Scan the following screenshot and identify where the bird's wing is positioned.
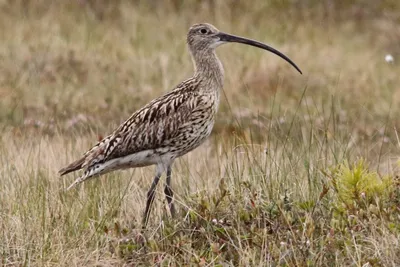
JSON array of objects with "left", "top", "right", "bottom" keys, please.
[
  {"left": 106, "top": 86, "right": 197, "bottom": 160},
  {"left": 59, "top": 79, "right": 199, "bottom": 184}
]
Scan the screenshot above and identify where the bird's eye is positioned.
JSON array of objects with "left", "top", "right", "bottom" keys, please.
[{"left": 200, "top": 28, "right": 208, "bottom": 34}]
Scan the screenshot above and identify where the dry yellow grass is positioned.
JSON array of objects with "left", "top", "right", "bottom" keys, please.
[{"left": 1, "top": 0, "right": 400, "bottom": 266}]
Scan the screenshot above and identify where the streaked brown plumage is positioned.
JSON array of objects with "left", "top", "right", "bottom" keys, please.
[{"left": 60, "top": 23, "right": 302, "bottom": 226}]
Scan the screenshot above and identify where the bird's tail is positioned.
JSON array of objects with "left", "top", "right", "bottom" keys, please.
[
  {"left": 59, "top": 157, "right": 86, "bottom": 176},
  {"left": 65, "top": 162, "right": 108, "bottom": 190}
]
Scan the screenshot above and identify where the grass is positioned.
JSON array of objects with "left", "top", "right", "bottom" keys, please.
[{"left": 1, "top": 0, "right": 400, "bottom": 265}]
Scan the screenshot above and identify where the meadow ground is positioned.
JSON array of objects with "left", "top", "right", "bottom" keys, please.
[{"left": 1, "top": 0, "right": 400, "bottom": 266}]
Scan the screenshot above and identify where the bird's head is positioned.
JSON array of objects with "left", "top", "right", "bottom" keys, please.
[{"left": 187, "top": 23, "right": 302, "bottom": 74}]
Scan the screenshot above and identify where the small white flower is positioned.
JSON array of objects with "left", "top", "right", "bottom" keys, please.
[
  {"left": 385, "top": 54, "right": 394, "bottom": 63},
  {"left": 212, "top": 218, "right": 218, "bottom": 224}
]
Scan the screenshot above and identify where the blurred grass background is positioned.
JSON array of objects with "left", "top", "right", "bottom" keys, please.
[{"left": 0, "top": 0, "right": 400, "bottom": 266}]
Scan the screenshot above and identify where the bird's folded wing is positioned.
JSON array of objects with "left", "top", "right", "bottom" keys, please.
[{"left": 85, "top": 88, "right": 197, "bottom": 167}]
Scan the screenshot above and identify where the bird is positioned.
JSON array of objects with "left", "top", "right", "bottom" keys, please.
[{"left": 59, "top": 23, "right": 302, "bottom": 226}]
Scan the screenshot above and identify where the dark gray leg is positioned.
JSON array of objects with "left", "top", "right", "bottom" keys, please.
[
  {"left": 142, "top": 172, "right": 162, "bottom": 227},
  {"left": 164, "top": 166, "right": 175, "bottom": 217}
]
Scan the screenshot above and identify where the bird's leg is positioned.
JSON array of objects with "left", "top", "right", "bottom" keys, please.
[
  {"left": 142, "top": 171, "right": 162, "bottom": 227},
  {"left": 164, "top": 166, "right": 175, "bottom": 217}
]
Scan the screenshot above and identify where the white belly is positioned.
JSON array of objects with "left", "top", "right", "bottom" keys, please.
[{"left": 99, "top": 148, "right": 170, "bottom": 171}]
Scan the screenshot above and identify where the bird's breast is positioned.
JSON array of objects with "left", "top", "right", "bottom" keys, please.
[{"left": 169, "top": 94, "right": 219, "bottom": 157}]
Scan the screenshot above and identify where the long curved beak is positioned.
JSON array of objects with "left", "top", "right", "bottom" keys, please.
[{"left": 217, "top": 32, "right": 302, "bottom": 74}]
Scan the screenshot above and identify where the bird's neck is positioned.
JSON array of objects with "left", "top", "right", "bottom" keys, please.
[{"left": 192, "top": 50, "right": 224, "bottom": 91}]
